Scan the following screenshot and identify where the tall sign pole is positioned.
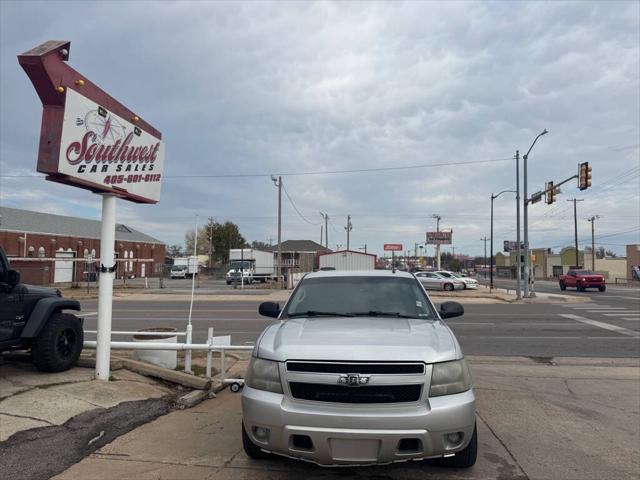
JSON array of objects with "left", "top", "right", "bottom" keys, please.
[{"left": 18, "top": 41, "right": 165, "bottom": 381}]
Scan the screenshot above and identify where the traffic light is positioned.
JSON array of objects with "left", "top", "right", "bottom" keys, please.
[
  {"left": 545, "top": 181, "right": 556, "bottom": 204},
  {"left": 578, "top": 162, "right": 592, "bottom": 190}
]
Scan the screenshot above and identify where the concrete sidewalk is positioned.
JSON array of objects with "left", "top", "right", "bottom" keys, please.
[{"left": 54, "top": 357, "right": 640, "bottom": 480}]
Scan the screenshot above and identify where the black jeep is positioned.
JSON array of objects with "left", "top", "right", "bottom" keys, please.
[{"left": 0, "top": 246, "right": 84, "bottom": 372}]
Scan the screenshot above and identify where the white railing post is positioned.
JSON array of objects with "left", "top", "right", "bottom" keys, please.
[
  {"left": 220, "top": 348, "right": 226, "bottom": 382},
  {"left": 205, "top": 327, "right": 213, "bottom": 379},
  {"left": 184, "top": 323, "right": 193, "bottom": 373}
]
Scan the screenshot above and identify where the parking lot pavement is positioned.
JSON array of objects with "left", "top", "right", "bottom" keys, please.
[{"left": 54, "top": 357, "right": 640, "bottom": 480}]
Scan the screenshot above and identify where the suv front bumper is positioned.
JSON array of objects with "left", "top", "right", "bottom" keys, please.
[{"left": 242, "top": 386, "right": 476, "bottom": 466}]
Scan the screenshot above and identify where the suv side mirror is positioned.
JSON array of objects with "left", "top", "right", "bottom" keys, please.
[
  {"left": 439, "top": 301, "right": 464, "bottom": 319},
  {"left": 7, "top": 270, "right": 20, "bottom": 287},
  {"left": 259, "top": 301, "right": 280, "bottom": 318}
]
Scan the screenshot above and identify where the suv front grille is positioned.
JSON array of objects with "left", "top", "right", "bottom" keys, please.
[
  {"left": 286, "top": 362, "right": 425, "bottom": 375},
  {"left": 289, "top": 382, "right": 422, "bottom": 403}
]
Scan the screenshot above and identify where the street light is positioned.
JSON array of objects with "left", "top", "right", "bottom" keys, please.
[
  {"left": 490, "top": 190, "right": 516, "bottom": 291},
  {"left": 523, "top": 129, "right": 548, "bottom": 298}
]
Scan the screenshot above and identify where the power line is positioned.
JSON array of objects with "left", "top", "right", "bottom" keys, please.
[
  {"left": 0, "top": 157, "right": 512, "bottom": 179},
  {"left": 281, "top": 183, "right": 321, "bottom": 226}
]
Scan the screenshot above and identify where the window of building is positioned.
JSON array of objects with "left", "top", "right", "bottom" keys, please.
[
  {"left": 28, "top": 246, "right": 35, "bottom": 257},
  {"left": 38, "top": 247, "right": 46, "bottom": 258}
]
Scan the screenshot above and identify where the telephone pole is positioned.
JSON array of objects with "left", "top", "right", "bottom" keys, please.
[
  {"left": 480, "top": 236, "right": 488, "bottom": 278},
  {"left": 320, "top": 212, "right": 329, "bottom": 248},
  {"left": 568, "top": 198, "right": 584, "bottom": 267},
  {"left": 587, "top": 215, "right": 600, "bottom": 271},
  {"left": 345, "top": 215, "right": 352, "bottom": 250},
  {"left": 515, "top": 150, "right": 522, "bottom": 300},
  {"left": 272, "top": 176, "right": 283, "bottom": 287},
  {"left": 432, "top": 214, "right": 442, "bottom": 270}
]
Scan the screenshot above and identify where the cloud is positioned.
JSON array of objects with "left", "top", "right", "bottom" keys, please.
[{"left": 0, "top": 0, "right": 638, "bottom": 256}]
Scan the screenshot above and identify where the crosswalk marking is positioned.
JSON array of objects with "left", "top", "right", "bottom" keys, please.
[{"left": 559, "top": 314, "right": 640, "bottom": 338}]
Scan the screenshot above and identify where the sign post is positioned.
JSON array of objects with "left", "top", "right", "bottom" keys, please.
[
  {"left": 18, "top": 41, "right": 165, "bottom": 381},
  {"left": 384, "top": 244, "right": 403, "bottom": 273}
]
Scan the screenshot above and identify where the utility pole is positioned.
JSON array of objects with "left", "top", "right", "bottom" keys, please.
[
  {"left": 345, "top": 215, "right": 352, "bottom": 250},
  {"left": 209, "top": 223, "right": 214, "bottom": 269},
  {"left": 587, "top": 216, "right": 600, "bottom": 271},
  {"left": 515, "top": 150, "right": 522, "bottom": 300},
  {"left": 480, "top": 237, "right": 488, "bottom": 278},
  {"left": 320, "top": 212, "right": 329, "bottom": 248},
  {"left": 490, "top": 190, "right": 516, "bottom": 291},
  {"left": 568, "top": 198, "right": 584, "bottom": 267},
  {"left": 272, "top": 176, "right": 283, "bottom": 288},
  {"left": 320, "top": 225, "right": 323, "bottom": 246},
  {"left": 432, "top": 214, "right": 442, "bottom": 270}
]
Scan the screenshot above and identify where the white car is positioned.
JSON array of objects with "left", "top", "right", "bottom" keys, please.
[
  {"left": 170, "top": 265, "right": 187, "bottom": 279},
  {"left": 436, "top": 271, "right": 478, "bottom": 290},
  {"left": 415, "top": 271, "right": 465, "bottom": 291}
]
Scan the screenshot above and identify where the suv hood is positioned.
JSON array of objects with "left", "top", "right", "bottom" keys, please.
[{"left": 257, "top": 317, "right": 460, "bottom": 363}]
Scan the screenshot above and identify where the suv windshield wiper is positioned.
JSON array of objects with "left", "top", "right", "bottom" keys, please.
[
  {"left": 287, "top": 310, "right": 354, "bottom": 318},
  {"left": 350, "top": 311, "right": 415, "bottom": 319}
]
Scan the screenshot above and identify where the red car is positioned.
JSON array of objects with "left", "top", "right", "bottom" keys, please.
[{"left": 559, "top": 270, "right": 606, "bottom": 292}]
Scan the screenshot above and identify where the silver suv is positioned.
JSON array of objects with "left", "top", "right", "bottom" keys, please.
[{"left": 241, "top": 270, "right": 476, "bottom": 467}]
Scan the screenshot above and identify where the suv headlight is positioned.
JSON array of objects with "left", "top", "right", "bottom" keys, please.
[
  {"left": 245, "top": 357, "right": 283, "bottom": 394},
  {"left": 429, "top": 359, "right": 472, "bottom": 397}
]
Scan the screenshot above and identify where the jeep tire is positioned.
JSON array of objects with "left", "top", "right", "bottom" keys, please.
[{"left": 32, "top": 313, "right": 84, "bottom": 373}]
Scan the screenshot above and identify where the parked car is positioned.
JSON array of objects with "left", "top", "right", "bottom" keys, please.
[
  {"left": 242, "top": 270, "right": 477, "bottom": 467},
  {"left": 0, "top": 247, "right": 83, "bottom": 372},
  {"left": 436, "top": 271, "right": 478, "bottom": 289},
  {"left": 415, "top": 271, "right": 465, "bottom": 291},
  {"left": 170, "top": 265, "right": 188, "bottom": 279},
  {"left": 559, "top": 270, "right": 606, "bottom": 292}
]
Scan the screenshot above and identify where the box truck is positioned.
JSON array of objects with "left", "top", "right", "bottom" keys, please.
[
  {"left": 172, "top": 256, "right": 199, "bottom": 278},
  {"left": 227, "top": 249, "right": 275, "bottom": 284}
]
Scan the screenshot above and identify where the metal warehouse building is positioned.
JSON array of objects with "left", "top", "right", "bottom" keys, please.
[
  {"left": 318, "top": 250, "right": 377, "bottom": 271},
  {"left": 0, "top": 206, "right": 165, "bottom": 285}
]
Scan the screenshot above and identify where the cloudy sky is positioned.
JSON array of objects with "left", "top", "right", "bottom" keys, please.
[{"left": 1, "top": 1, "right": 638, "bottom": 257}]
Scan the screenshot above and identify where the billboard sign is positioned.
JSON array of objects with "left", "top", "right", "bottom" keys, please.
[
  {"left": 58, "top": 89, "right": 164, "bottom": 202},
  {"left": 426, "top": 231, "right": 452, "bottom": 245},
  {"left": 503, "top": 241, "right": 526, "bottom": 252},
  {"left": 383, "top": 243, "right": 403, "bottom": 251},
  {"left": 18, "top": 40, "right": 164, "bottom": 204}
]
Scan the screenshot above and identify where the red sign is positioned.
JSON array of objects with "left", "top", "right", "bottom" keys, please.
[
  {"left": 426, "top": 231, "right": 452, "bottom": 245},
  {"left": 18, "top": 41, "right": 164, "bottom": 204},
  {"left": 384, "top": 243, "right": 403, "bottom": 251}
]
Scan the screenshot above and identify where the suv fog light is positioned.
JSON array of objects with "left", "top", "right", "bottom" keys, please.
[
  {"left": 445, "top": 432, "right": 463, "bottom": 447},
  {"left": 253, "top": 426, "right": 270, "bottom": 441}
]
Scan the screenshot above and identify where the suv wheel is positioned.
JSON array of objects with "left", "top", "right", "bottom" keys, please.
[
  {"left": 599, "top": 285, "right": 606, "bottom": 292},
  {"left": 559, "top": 281, "right": 566, "bottom": 291},
  {"left": 242, "top": 422, "right": 271, "bottom": 460},
  {"left": 32, "top": 313, "right": 84, "bottom": 373},
  {"left": 439, "top": 423, "right": 477, "bottom": 468}
]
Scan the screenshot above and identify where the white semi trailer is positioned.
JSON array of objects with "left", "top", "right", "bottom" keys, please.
[{"left": 227, "top": 249, "right": 275, "bottom": 284}]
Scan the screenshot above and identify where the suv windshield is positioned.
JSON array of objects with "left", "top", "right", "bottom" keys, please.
[
  {"left": 282, "top": 276, "right": 435, "bottom": 320},
  {"left": 573, "top": 270, "right": 595, "bottom": 275}
]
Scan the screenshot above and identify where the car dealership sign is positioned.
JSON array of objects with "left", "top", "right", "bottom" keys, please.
[
  {"left": 426, "top": 231, "right": 452, "bottom": 245},
  {"left": 59, "top": 88, "right": 164, "bottom": 202},
  {"left": 18, "top": 40, "right": 164, "bottom": 204},
  {"left": 384, "top": 243, "right": 403, "bottom": 251}
]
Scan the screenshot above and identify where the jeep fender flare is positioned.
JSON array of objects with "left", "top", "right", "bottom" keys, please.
[{"left": 21, "top": 298, "right": 81, "bottom": 338}]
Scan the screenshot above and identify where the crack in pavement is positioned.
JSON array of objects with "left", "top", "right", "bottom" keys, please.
[{"left": 476, "top": 412, "right": 530, "bottom": 480}]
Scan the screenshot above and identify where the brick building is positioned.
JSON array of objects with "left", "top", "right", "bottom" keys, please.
[{"left": 0, "top": 206, "right": 165, "bottom": 285}]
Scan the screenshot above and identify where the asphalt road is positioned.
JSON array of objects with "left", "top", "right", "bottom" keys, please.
[{"left": 79, "top": 287, "right": 640, "bottom": 358}]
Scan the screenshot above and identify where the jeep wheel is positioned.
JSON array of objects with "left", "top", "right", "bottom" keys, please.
[
  {"left": 32, "top": 313, "right": 84, "bottom": 373},
  {"left": 439, "top": 423, "right": 477, "bottom": 468},
  {"left": 242, "top": 422, "right": 271, "bottom": 460}
]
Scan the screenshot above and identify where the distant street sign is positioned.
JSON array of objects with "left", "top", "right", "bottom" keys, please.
[
  {"left": 426, "top": 231, "right": 452, "bottom": 245},
  {"left": 384, "top": 244, "right": 403, "bottom": 251},
  {"left": 503, "top": 241, "right": 526, "bottom": 252}
]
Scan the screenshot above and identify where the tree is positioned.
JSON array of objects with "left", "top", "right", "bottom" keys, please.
[
  {"left": 184, "top": 217, "right": 247, "bottom": 264},
  {"left": 595, "top": 246, "right": 606, "bottom": 259},
  {"left": 167, "top": 245, "right": 183, "bottom": 258},
  {"left": 604, "top": 249, "right": 617, "bottom": 258},
  {"left": 251, "top": 240, "right": 271, "bottom": 250}
]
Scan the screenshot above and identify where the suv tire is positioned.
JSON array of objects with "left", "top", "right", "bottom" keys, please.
[
  {"left": 559, "top": 281, "right": 566, "bottom": 291},
  {"left": 599, "top": 285, "right": 606, "bottom": 292},
  {"left": 242, "top": 422, "right": 271, "bottom": 460},
  {"left": 439, "top": 423, "right": 477, "bottom": 468},
  {"left": 32, "top": 313, "right": 84, "bottom": 373}
]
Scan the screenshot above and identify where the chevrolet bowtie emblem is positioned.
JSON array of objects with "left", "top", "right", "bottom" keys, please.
[{"left": 337, "top": 373, "right": 370, "bottom": 386}]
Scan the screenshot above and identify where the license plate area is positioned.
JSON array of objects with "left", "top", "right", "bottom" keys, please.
[{"left": 329, "top": 438, "right": 381, "bottom": 462}]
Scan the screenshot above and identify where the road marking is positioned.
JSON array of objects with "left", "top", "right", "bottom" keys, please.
[{"left": 559, "top": 314, "right": 640, "bottom": 338}]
